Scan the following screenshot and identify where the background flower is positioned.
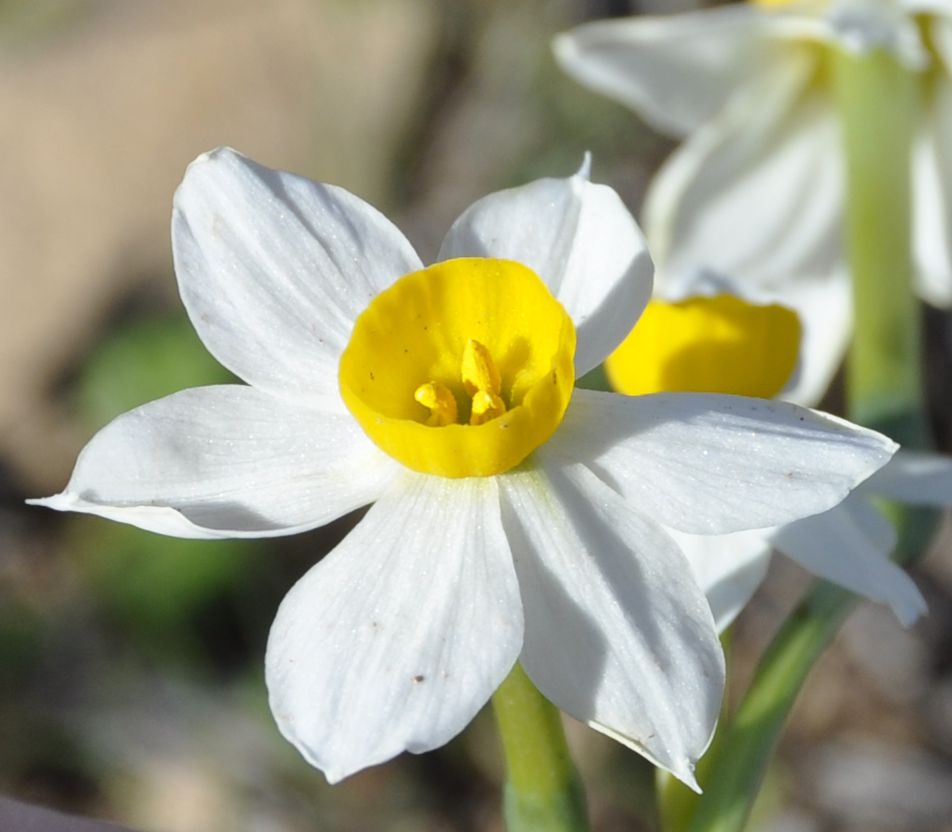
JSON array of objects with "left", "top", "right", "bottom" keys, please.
[
  {"left": 555, "top": 0, "right": 952, "bottom": 405},
  {"left": 603, "top": 278, "right": 931, "bottom": 632}
]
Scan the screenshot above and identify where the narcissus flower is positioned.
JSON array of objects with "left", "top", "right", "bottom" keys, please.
[
  {"left": 555, "top": 0, "right": 952, "bottom": 404},
  {"left": 31, "top": 148, "right": 896, "bottom": 788},
  {"left": 606, "top": 286, "right": 928, "bottom": 630}
]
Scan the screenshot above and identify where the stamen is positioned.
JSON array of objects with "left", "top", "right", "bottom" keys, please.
[
  {"left": 461, "top": 339, "right": 502, "bottom": 397},
  {"left": 470, "top": 390, "right": 507, "bottom": 426},
  {"left": 460, "top": 338, "right": 508, "bottom": 425},
  {"left": 414, "top": 382, "right": 458, "bottom": 426}
]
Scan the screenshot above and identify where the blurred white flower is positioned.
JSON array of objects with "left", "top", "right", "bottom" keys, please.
[
  {"left": 31, "top": 148, "right": 895, "bottom": 788},
  {"left": 672, "top": 455, "right": 935, "bottom": 632},
  {"left": 555, "top": 0, "right": 952, "bottom": 405},
  {"left": 604, "top": 278, "right": 929, "bottom": 631}
]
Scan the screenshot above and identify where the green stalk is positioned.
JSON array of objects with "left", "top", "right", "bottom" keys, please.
[
  {"left": 682, "top": 513, "right": 933, "bottom": 832},
  {"left": 685, "top": 45, "right": 932, "bottom": 832},
  {"left": 684, "top": 581, "right": 853, "bottom": 832},
  {"left": 837, "top": 47, "right": 929, "bottom": 444},
  {"left": 491, "top": 663, "right": 589, "bottom": 832}
]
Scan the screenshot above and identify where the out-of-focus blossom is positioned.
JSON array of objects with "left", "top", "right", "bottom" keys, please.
[
  {"left": 606, "top": 284, "right": 929, "bottom": 630},
  {"left": 556, "top": 0, "right": 952, "bottom": 404}
]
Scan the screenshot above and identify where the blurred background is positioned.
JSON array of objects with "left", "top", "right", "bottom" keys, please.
[{"left": 2, "top": 0, "right": 952, "bottom": 830}]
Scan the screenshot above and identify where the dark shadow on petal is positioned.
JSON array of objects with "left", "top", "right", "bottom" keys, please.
[
  {"left": 506, "top": 464, "right": 721, "bottom": 732},
  {"left": 173, "top": 499, "right": 296, "bottom": 532},
  {"left": 499, "top": 480, "right": 607, "bottom": 717}
]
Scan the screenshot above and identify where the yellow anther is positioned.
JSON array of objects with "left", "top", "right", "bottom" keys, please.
[
  {"left": 461, "top": 339, "right": 502, "bottom": 397},
  {"left": 470, "top": 390, "right": 507, "bottom": 426},
  {"left": 414, "top": 381, "right": 458, "bottom": 426}
]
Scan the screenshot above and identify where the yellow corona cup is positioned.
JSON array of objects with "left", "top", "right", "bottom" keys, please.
[
  {"left": 339, "top": 258, "right": 576, "bottom": 478},
  {"left": 605, "top": 294, "right": 801, "bottom": 398}
]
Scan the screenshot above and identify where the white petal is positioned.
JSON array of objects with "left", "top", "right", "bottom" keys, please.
[
  {"left": 646, "top": 56, "right": 843, "bottom": 288},
  {"left": 824, "top": 0, "right": 929, "bottom": 68},
  {"left": 265, "top": 473, "right": 522, "bottom": 782},
  {"left": 903, "top": 1, "right": 952, "bottom": 22},
  {"left": 172, "top": 148, "right": 423, "bottom": 403},
  {"left": 913, "top": 75, "right": 952, "bottom": 307},
  {"left": 666, "top": 526, "right": 773, "bottom": 633},
  {"left": 864, "top": 450, "right": 952, "bottom": 506},
  {"left": 773, "top": 270, "right": 853, "bottom": 407},
  {"left": 500, "top": 462, "right": 723, "bottom": 790},
  {"left": 438, "top": 170, "right": 653, "bottom": 377},
  {"left": 554, "top": 6, "right": 779, "bottom": 137},
  {"left": 771, "top": 496, "right": 928, "bottom": 627},
  {"left": 29, "top": 386, "right": 398, "bottom": 538},
  {"left": 546, "top": 389, "right": 897, "bottom": 534}
]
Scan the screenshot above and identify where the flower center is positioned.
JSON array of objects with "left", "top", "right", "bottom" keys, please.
[
  {"left": 339, "top": 258, "right": 576, "bottom": 478},
  {"left": 605, "top": 294, "right": 801, "bottom": 398},
  {"left": 413, "top": 338, "right": 509, "bottom": 427}
]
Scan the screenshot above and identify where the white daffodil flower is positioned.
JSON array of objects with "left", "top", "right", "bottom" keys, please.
[
  {"left": 604, "top": 283, "right": 929, "bottom": 632},
  {"left": 31, "top": 148, "right": 896, "bottom": 789},
  {"left": 554, "top": 0, "right": 952, "bottom": 405}
]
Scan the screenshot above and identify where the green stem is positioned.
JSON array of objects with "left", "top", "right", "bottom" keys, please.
[
  {"left": 837, "top": 46, "right": 928, "bottom": 443},
  {"left": 685, "top": 582, "right": 853, "bottom": 832},
  {"left": 491, "top": 663, "right": 589, "bottom": 832},
  {"left": 834, "top": 32, "right": 936, "bottom": 569},
  {"left": 683, "top": 512, "right": 934, "bottom": 832},
  {"left": 685, "top": 45, "right": 933, "bottom": 832}
]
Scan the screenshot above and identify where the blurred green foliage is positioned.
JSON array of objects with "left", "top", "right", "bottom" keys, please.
[
  {"left": 71, "top": 315, "right": 263, "bottom": 674},
  {"left": 0, "top": 0, "right": 89, "bottom": 49},
  {"left": 74, "top": 315, "right": 231, "bottom": 429}
]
